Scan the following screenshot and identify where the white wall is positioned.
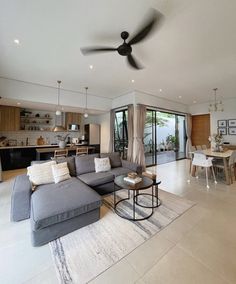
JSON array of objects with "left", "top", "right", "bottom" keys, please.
[
  {"left": 135, "top": 90, "right": 188, "bottom": 113},
  {"left": 0, "top": 77, "right": 112, "bottom": 112},
  {"left": 189, "top": 98, "right": 236, "bottom": 144},
  {"left": 84, "top": 112, "right": 110, "bottom": 153}
]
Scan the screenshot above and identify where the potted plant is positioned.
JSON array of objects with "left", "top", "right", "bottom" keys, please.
[{"left": 55, "top": 134, "right": 69, "bottom": 148}]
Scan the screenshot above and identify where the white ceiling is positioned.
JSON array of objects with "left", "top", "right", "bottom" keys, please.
[{"left": 0, "top": 0, "right": 236, "bottom": 105}]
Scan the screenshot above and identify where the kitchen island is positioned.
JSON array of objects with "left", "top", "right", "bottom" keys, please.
[{"left": 0, "top": 144, "right": 100, "bottom": 170}]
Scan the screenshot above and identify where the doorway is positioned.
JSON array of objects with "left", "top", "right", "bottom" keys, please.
[
  {"left": 144, "top": 110, "right": 186, "bottom": 166},
  {"left": 191, "top": 114, "right": 210, "bottom": 147}
]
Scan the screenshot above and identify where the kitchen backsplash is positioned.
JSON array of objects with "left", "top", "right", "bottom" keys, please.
[{"left": 0, "top": 131, "right": 81, "bottom": 146}]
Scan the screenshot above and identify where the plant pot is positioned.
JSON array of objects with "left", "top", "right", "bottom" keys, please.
[{"left": 58, "top": 141, "right": 66, "bottom": 148}]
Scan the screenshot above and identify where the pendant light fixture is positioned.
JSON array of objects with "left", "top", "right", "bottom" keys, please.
[
  {"left": 84, "top": 87, "right": 88, "bottom": 118},
  {"left": 53, "top": 80, "right": 65, "bottom": 132},
  {"left": 56, "top": 80, "right": 62, "bottom": 115},
  {"left": 208, "top": 88, "right": 224, "bottom": 112}
]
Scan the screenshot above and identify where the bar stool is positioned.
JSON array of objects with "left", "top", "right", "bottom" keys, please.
[
  {"left": 76, "top": 147, "right": 88, "bottom": 156},
  {"left": 54, "top": 149, "right": 68, "bottom": 158},
  {"left": 135, "top": 171, "right": 161, "bottom": 208}
]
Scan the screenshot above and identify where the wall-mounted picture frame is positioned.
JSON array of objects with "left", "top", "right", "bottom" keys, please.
[
  {"left": 228, "top": 127, "right": 236, "bottom": 135},
  {"left": 228, "top": 119, "right": 236, "bottom": 127},
  {"left": 217, "top": 120, "right": 227, "bottom": 127},
  {"left": 218, "top": 127, "right": 227, "bottom": 135}
]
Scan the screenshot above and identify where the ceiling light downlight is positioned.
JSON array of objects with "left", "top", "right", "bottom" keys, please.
[{"left": 14, "top": 39, "right": 20, "bottom": 45}]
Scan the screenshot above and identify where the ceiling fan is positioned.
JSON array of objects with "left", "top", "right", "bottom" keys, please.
[{"left": 80, "top": 9, "right": 164, "bottom": 70}]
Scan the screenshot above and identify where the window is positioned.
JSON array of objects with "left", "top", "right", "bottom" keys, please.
[{"left": 114, "top": 109, "right": 128, "bottom": 159}]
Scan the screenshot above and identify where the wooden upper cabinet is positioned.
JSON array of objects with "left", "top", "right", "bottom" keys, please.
[
  {"left": 65, "top": 112, "right": 81, "bottom": 129},
  {"left": 0, "top": 105, "right": 20, "bottom": 131}
]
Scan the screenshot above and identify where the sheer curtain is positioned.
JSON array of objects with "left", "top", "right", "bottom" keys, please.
[
  {"left": 134, "top": 104, "right": 146, "bottom": 170},
  {"left": 185, "top": 114, "right": 192, "bottom": 158},
  {"left": 108, "top": 109, "right": 115, "bottom": 152},
  {"left": 127, "top": 104, "right": 134, "bottom": 161}
]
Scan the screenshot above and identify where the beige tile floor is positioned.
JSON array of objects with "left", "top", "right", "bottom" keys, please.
[{"left": 0, "top": 160, "right": 236, "bottom": 284}]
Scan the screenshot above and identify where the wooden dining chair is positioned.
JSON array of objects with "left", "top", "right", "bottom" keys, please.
[
  {"left": 54, "top": 149, "right": 68, "bottom": 158},
  {"left": 76, "top": 147, "right": 88, "bottom": 156},
  {"left": 196, "top": 145, "right": 202, "bottom": 150},
  {"left": 213, "top": 150, "right": 236, "bottom": 183}
]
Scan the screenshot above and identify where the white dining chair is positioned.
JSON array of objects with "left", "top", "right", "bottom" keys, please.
[{"left": 190, "top": 152, "right": 217, "bottom": 188}]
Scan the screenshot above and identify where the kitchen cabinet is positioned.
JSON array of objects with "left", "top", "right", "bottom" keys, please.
[
  {"left": 65, "top": 112, "right": 81, "bottom": 130},
  {"left": 0, "top": 105, "right": 20, "bottom": 131}
]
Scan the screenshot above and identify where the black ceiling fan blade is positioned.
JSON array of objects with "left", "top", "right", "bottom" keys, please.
[
  {"left": 81, "top": 47, "right": 117, "bottom": 55},
  {"left": 127, "top": 54, "right": 143, "bottom": 70},
  {"left": 128, "top": 9, "right": 164, "bottom": 46}
]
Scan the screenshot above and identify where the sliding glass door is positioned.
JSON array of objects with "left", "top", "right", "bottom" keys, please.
[
  {"left": 144, "top": 110, "right": 186, "bottom": 166},
  {"left": 114, "top": 109, "right": 128, "bottom": 159}
]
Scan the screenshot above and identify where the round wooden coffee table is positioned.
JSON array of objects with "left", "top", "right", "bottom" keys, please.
[{"left": 114, "top": 175, "right": 153, "bottom": 221}]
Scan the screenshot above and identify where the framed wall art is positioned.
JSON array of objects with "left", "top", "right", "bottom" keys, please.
[
  {"left": 217, "top": 120, "right": 227, "bottom": 127},
  {"left": 228, "top": 127, "right": 236, "bottom": 135},
  {"left": 218, "top": 127, "right": 227, "bottom": 135},
  {"left": 228, "top": 119, "right": 236, "bottom": 127}
]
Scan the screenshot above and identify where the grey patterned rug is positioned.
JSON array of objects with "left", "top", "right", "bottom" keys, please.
[{"left": 50, "top": 189, "right": 195, "bottom": 284}]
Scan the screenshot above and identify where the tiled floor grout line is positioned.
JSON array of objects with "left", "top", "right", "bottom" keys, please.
[{"left": 176, "top": 245, "right": 232, "bottom": 284}]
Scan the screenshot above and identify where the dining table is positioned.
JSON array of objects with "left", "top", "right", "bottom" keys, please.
[{"left": 192, "top": 149, "right": 233, "bottom": 185}]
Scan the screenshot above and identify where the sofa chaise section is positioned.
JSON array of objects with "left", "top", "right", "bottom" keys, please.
[{"left": 31, "top": 177, "right": 102, "bottom": 246}]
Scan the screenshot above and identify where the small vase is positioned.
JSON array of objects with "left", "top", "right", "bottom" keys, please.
[{"left": 58, "top": 141, "right": 66, "bottom": 148}]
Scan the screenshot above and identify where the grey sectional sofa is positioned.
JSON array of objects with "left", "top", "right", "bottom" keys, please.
[{"left": 11, "top": 152, "right": 142, "bottom": 246}]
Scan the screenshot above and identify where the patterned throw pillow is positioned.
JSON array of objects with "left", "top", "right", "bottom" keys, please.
[
  {"left": 27, "top": 161, "right": 56, "bottom": 185},
  {"left": 51, "top": 162, "right": 71, "bottom": 184},
  {"left": 94, "top": 157, "right": 111, "bottom": 173}
]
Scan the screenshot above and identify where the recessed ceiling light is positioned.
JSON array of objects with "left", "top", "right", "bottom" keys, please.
[
  {"left": 89, "top": 65, "right": 93, "bottom": 69},
  {"left": 178, "top": 95, "right": 182, "bottom": 99},
  {"left": 159, "top": 89, "right": 162, "bottom": 92},
  {"left": 17, "top": 102, "right": 21, "bottom": 105},
  {"left": 14, "top": 39, "right": 20, "bottom": 45},
  {"left": 193, "top": 100, "right": 197, "bottom": 104},
  {"left": 131, "top": 79, "right": 135, "bottom": 83}
]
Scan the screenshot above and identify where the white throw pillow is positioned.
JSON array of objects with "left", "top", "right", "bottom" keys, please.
[
  {"left": 27, "top": 161, "right": 56, "bottom": 186},
  {"left": 51, "top": 162, "right": 71, "bottom": 184},
  {"left": 94, "top": 157, "right": 111, "bottom": 173}
]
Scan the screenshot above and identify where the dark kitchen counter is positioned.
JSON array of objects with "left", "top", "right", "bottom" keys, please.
[{"left": 0, "top": 144, "right": 100, "bottom": 170}]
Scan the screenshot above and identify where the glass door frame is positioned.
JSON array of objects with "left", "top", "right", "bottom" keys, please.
[{"left": 145, "top": 108, "right": 187, "bottom": 167}]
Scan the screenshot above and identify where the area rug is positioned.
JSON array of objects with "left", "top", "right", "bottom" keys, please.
[{"left": 50, "top": 189, "right": 195, "bottom": 284}]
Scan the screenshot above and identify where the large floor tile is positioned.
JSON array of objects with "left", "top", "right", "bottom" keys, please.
[
  {"left": 126, "top": 234, "right": 174, "bottom": 276},
  {"left": 0, "top": 241, "right": 53, "bottom": 284},
  {"left": 178, "top": 224, "right": 236, "bottom": 284},
  {"left": 89, "top": 258, "right": 140, "bottom": 284},
  {"left": 141, "top": 246, "right": 227, "bottom": 284},
  {"left": 157, "top": 204, "right": 208, "bottom": 243},
  {"left": 23, "top": 265, "right": 58, "bottom": 284}
]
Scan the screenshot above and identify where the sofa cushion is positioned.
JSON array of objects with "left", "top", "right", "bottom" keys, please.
[
  {"left": 51, "top": 162, "right": 71, "bottom": 183},
  {"left": 78, "top": 172, "right": 114, "bottom": 187},
  {"left": 100, "top": 152, "right": 122, "bottom": 168},
  {"left": 27, "top": 161, "right": 56, "bottom": 185},
  {"left": 109, "top": 167, "right": 132, "bottom": 177},
  {"left": 94, "top": 157, "right": 111, "bottom": 173},
  {"left": 53, "top": 156, "right": 76, "bottom": 177},
  {"left": 75, "top": 154, "right": 99, "bottom": 175},
  {"left": 31, "top": 177, "right": 101, "bottom": 231}
]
